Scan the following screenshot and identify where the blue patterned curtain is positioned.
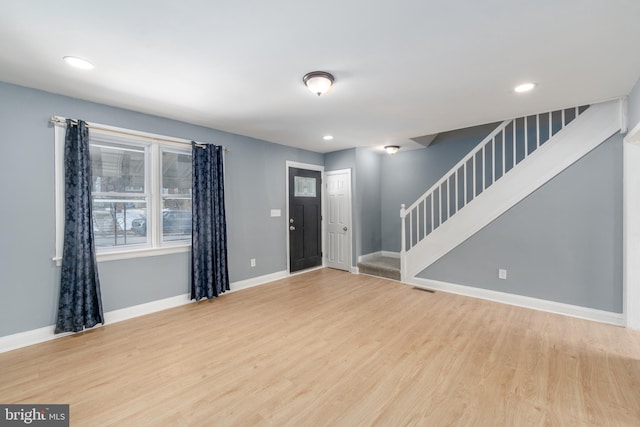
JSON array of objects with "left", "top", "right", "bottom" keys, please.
[
  {"left": 191, "top": 143, "right": 230, "bottom": 300},
  {"left": 55, "top": 120, "right": 104, "bottom": 333}
]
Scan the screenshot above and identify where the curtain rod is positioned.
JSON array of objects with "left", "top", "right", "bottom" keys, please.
[{"left": 50, "top": 116, "right": 229, "bottom": 152}]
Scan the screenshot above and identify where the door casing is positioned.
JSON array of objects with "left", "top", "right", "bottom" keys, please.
[{"left": 624, "top": 120, "right": 640, "bottom": 330}]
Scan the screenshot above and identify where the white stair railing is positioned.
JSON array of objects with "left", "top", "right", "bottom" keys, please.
[{"left": 400, "top": 105, "right": 589, "bottom": 257}]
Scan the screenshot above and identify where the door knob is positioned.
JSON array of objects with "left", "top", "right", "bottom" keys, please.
[
  {"left": 343, "top": 226, "right": 348, "bottom": 232},
  {"left": 290, "top": 226, "right": 296, "bottom": 231}
]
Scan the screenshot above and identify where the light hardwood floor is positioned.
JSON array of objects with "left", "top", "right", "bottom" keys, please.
[{"left": 1, "top": 268, "right": 640, "bottom": 426}]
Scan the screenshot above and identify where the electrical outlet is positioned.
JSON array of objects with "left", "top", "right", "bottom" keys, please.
[
  {"left": 498, "top": 269, "right": 507, "bottom": 280},
  {"left": 251, "top": 258, "right": 256, "bottom": 268}
]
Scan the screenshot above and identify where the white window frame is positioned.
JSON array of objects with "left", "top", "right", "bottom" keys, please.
[
  {"left": 159, "top": 146, "right": 194, "bottom": 245},
  {"left": 53, "top": 120, "right": 192, "bottom": 265}
]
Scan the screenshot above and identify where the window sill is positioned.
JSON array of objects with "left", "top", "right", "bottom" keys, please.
[{"left": 52, "top": 244, "right": 191, "bottom": 266}]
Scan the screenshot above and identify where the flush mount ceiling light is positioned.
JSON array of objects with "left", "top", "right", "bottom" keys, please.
[
  {"left": 323, "top": 135, "right": 334, "bottom": 141},
  {"left": 303, "top": 71, "right": 334, "bottom": 96},
  {"left": 63, "top": 56, "right": 94, "bottom": 70},
  {"left": 514, "top": 82, "right": 536, "bottom": 93},
  {"left": 385, "top": 145, "right": 400, "bottom": 155}
]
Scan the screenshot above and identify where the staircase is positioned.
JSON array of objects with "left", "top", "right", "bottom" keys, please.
[{"left": 400, "top": 100, "right": 622, "bottom": 281}]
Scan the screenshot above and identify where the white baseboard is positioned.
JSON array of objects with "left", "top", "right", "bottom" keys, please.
[
  {"left": 407, "top": 277, "right": 624, "bottom": 326},
  {"left": 0, "top": 326, "right": 73, "bottom": 354},
  {"left": 0, "top": 270, "right": 290, "bottom": 354},
  {"left": 358, "top": 252, "right": 377, "bottom": 263},
  {"left": 104, "top": 293, "right": 191, "bottom": 325},
  {"left": 230, "top": 270, "right": 288, "bottom": 291}
]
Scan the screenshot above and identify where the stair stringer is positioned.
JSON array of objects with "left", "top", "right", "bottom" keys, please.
[{"left": 402, "top": 100, "right": 621, "bottom": 280}]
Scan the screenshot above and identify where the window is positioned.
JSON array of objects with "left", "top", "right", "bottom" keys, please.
[
  {"left": 54, "top": 122, "right": 192, "bottom": 263},
  {"left": 91, "top": 139, "right": 148, "bottom": 248},
  {"left": 160, "top": 150, "right": 193, "bottom": 242},
  {"left": 294, "top": 176, "right": 317, "bottom": 197}
]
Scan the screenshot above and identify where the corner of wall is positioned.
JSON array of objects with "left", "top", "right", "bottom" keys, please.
[{"left": 627, "top": 75, "right": 640, "bottom": 132}]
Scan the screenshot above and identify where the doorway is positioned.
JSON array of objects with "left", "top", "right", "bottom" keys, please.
[
  {"left": 325, "top": 169, "right": 352, "bottom": 271},
  {"left": 287, "top": 164, "right": 323, "bottom": 273}
]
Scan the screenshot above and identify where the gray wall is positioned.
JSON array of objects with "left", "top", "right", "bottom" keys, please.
[
  {"left": 0, "top": 81, "right": 322, "bottom": 337},
  {"left": 325, "top": 148, "right": 383, "bottom": 264},
  {"left": 355, "top": 148, "right": 382, "bottom": 257},
  {"left": 324, "top": 148, "right": 356, "bottom": 172},
  {"left": 419, "top": 134, "right": 623, "bottom": 312},
  {"left": 629, "top": 76, "right": 640, "bottom": 131},
  {"left": 381, "top": 123, "right": 499, "bottom": 252}
]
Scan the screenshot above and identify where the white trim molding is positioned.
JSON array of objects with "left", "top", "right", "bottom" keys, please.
[
  {"left": 0, "top": 269, "right": 291, "bottom": 353},
  {"left": 625, "top": 120, "right": 640, "bottom": 145},
  {"left": 402, "top": 101, "right": 622, "bottom": 280},
  {"left": 620, "top": 96, "right": 629, "bottom": 134},
  {"left": 104, "top": 293, "right": 191, "bottom": 324},
  {"left": 623, "top": 125, "right": 640, "bottom": 330},
  {"left": 407, "top": 277, "right": 624, "bottom": 326},
  {"left": 231, "top": 270, "right": 288, "bottom": 291}
]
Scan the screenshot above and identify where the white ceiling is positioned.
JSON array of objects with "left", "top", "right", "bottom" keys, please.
[{"left": 1, "top": 0, "right": 639, "bottom": 153}]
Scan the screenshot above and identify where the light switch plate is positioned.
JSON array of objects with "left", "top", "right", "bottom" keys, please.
[{"left": 270, "top": 209, "right": 281, "bottom": 217}]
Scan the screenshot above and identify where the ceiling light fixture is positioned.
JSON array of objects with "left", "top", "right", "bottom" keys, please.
[
  {"left": 303, "top": 71, "right": 334, "bottom": 96},
  {"left": 323, "top": 135, "right": 334, "bottom": 141},
  {"left": 385, "top": 145, "right": 400, "bottom": 155},
  {"left": 514, "top": 82, "right": 536, "bottom": 93},
  {"left": 63, "top": 56, "right": 94, "bottom": 70}
]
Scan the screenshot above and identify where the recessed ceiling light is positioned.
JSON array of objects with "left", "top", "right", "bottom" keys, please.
[
  {"left": 323, "top": 135, "right": 334, "bottom": 141},
  {"left": 514, "top": 82, "right": 536, "bottom": 93},
  {"left": 63, "top": 56, "right": 94, "bottom": 70}
]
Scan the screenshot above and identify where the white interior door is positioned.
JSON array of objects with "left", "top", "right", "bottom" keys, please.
[{"left": 325, "top": 169, "right": 352, "bottom": 271}]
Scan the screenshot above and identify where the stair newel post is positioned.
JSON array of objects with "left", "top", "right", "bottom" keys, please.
[{"left": 400, "top": 204, "right": 406, "bottom": 281}]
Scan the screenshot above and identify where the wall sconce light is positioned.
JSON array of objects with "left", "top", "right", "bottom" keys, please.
[
  {"left": 303, "top": 71, "right": 334, "bottom": 96},
  {"left": 385, "top": 145, "right": 400, "bottom": 155}
]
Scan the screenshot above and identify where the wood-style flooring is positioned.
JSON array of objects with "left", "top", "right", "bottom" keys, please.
[{"left": 1, "top": 268, "right": 639, "bottom": 426}]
